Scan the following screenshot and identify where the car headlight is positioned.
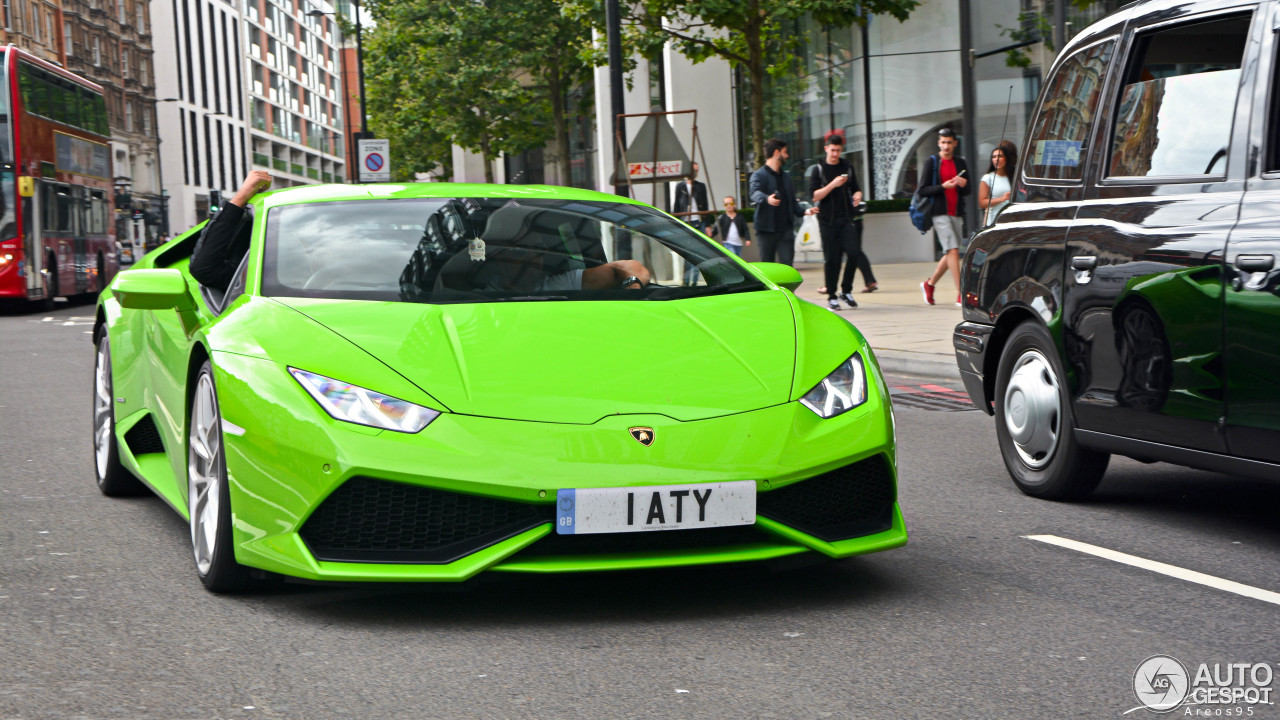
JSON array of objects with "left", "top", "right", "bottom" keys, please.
[
  {"left": 289, "top": 367, "right": 440, "bottom": 433},
  {"left": 799, "top": 353, "right": 868, "bottom": 418}
]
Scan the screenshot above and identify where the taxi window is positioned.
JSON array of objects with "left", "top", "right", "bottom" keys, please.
[
  {"left": 1025, "top": 41, "right": 1114, "bottom": 181},
  {"left": 1108, "top": 14, "right": 1251, "bottom": 178}
]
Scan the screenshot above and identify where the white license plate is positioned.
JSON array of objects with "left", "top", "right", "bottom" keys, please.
[{"left": 555, "top": 481, "right": 756, "bottom": 535}]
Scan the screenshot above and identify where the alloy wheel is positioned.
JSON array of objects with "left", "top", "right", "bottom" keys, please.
[
  {"left": 188, "top": 372, "right": 223, "bottom": 576},
  {"left": 93, "top": 338, "right": 113, "bottom": 480}
]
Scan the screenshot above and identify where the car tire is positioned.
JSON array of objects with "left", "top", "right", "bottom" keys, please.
[
  {"left": 93, "top": 329, "right": 145, "bottom": 496},
  {"left": 993, "top": 321, "right": 1109, "bottom": 500},
  {"left": 188, "top": 361, "right": 251, "bottom": 593}
]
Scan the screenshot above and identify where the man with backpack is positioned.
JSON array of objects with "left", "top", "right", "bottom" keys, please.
[
  {"left": 809, "top": 132, "right": 874, "bottom": 311},
  {"left": 917, "top": 127, "right": 969, "bottom": 306}
]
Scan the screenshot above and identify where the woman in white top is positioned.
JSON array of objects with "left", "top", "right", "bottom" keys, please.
[{"left": 978, "top": 141, "right": 1016, "bottom": 226}]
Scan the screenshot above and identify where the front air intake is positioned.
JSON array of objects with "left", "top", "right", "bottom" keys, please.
[
  {"left": 300, "top": 477, "right": 550, "bottom": 564},
  {"left": 756, "top": 454, "right": 896, "bottom": 541}
]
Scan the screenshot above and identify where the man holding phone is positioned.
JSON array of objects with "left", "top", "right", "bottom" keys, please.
[
  {"left": 809, "top": 132, "right": 874, "bottom": 311},
  {"left": 917, "top": 127, "right": 969, "bottom": 306}
]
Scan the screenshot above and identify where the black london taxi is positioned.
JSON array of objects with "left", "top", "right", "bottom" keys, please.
[{"left": 956, "top": 0, "right": 1280, "bottom": 499}]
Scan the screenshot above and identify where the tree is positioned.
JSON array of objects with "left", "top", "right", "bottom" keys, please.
[
  {"left": 570, "top": 0, "right": 918, "bottom": 162},
  {"left": 364, "top": 0, "right": 593, "bottom": 183}
]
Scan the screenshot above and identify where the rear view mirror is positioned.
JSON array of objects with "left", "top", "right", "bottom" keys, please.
[
  {"left": 111, "top": 269, "right": 195, "bottom": 310},
  {"left": 753, "top": 262, "right": 803, "bottom": 291}
]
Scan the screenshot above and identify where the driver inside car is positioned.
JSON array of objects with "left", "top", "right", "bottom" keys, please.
[
  {"left": 190, "top": 171, "right": 273, "bottom": 292},
  {"left": 478, "top": 203, "right": 652, "bottom": 292}
]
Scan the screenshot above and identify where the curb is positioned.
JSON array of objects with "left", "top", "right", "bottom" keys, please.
[{"left": 871, "top": 348, "right": 959, "bottom": 380}]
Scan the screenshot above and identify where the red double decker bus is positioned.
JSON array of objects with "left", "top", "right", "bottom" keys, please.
[{"left": 0, "top": 45, "right": 115, "bottom": 308}]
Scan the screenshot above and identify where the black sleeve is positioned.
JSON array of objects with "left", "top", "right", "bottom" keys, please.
[
  {"left": 918, "top": 156, "right": 945, "bottom": 197},
  {"left": 189, "top": 204, "right": 251, "bottom": 292},
  {"left": 846, "top": 161, "right": 861, "bottom": 196},
  {"left": 807, "top": 165, "right": 823, "bottom": 195}
]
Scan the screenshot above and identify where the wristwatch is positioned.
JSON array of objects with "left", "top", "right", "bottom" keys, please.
[{"left": 620, "top": 275, "right": 642, "bottom": 289}]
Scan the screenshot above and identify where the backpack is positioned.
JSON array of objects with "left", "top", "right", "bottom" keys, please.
[{"left": 908, "top": 155, "right": 939, "bottom": 234}]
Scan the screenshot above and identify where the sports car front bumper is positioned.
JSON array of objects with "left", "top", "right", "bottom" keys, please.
[{"left": 211, "top": 351, "right": 905, "bottom": 582}]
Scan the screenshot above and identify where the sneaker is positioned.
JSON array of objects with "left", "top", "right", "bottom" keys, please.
[
  {"left": 956, "top": 294, "right": 962, "bottom": 307},
  {"left": 827, "top": 297, "right": 841, "bottom": 311},
  {"left": 920, "top": 280, "right": 936, "bottom": 305},
  {"left": 861, "top": 284, "right": 879, "bottom": 293},
  {"left": 840, "top": 292, "right": 858, "bottom": 308},
  {"left": 817, "top": 286, "right": 828, "bottom": 295}
]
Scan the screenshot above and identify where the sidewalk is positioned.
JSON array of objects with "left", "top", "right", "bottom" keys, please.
[{"left": 792, "top": 261, "right": 961, "bottom": 379}]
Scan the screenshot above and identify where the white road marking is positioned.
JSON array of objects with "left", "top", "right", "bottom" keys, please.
[{"left": 1025, "top": 534, "right": 1280, "bottom": 607}]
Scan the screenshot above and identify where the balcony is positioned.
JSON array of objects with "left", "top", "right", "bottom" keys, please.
[
  {"left": 306, "top": 167, "right": 319, "bottom": 180},
  {"left": 253, "top": 152, "right": 271, "bottom": 167},
  {"left": 291, "top": 163, "right": 304, "bottom": 176},
  {"left": 273, "top": 157, "right": 288, "bottom": 172}
]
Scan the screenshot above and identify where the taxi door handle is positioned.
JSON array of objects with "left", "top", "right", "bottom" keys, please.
[
  {"left": 1235, "top": 255, "right": 1275, "bottom": 273},
  {"left": 1071, "top": 255, "right": 1097, "bottom": 271}
]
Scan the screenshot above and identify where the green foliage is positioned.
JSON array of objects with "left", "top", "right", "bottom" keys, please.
[
  {"left": 996, "top": 11, "right": 1054, "bottom": 68},
  {"left": 865, "top": 197, "right": 910, "bottom": 213},
  {"left": 561, "top": 0, "right": 919, "bottom": 162},
  {"left": 364, "top": 0, "right": 593, "bottom": 182}
]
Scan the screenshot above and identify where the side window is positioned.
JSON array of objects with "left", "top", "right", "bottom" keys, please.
[
  {"left": 1026, "top": 41, "right": 1114, "bottom": 180},
  {"left": 1108, "top": 14, "right": 1251, "bottom": 178}
]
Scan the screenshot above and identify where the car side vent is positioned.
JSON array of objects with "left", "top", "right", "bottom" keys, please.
[
  {"left": 757, "top": 454, "right": 896, "bottom": 542},
  {"left": 300, "top": 477, "right": 551, "bottom": 564},
  {"left": 123, "top": 415, "right": 166, "bottom": 456}
]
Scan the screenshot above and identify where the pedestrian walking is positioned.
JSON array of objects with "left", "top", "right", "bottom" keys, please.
[
  {"left": 711, "top": 196, "right": 752, "bottom": 257},
  {"left": 808, "top": 132, "right": 877, "bottom": 310},
  {"left": 674, "top": 162, "right": 713, "bottom": 283},
  {"left": 918, "top": 128, "right": 969, "bottom": 306},
  {"left": 749, "top": 138, "right": 817, "bottom": 266},
  {"left": 979, "top": 140, "right": 1016, "bottom": 226}
]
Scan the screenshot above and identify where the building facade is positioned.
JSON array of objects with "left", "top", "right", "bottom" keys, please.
[
  {"left": 154, "top": 0, "right": 346, "bottom": 234},
  {"left": 60, "top": 0, "right": 161, "bottom": 254}
]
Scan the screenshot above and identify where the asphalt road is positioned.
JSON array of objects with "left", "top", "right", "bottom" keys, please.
[{"left": 3, "top": 302, "right": 1278, "bottom": 719}]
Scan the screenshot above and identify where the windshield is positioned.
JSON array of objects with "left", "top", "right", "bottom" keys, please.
[{"left": 261, "top": 198, "right": 764, "bottom": 303}]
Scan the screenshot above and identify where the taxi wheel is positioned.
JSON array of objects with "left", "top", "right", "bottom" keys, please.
[
  {"left": 189, "top": 361, "right": 251, "bottom": 593},
  {"left": 993, "top": 321, "right": 1109, "bottom": 500}
]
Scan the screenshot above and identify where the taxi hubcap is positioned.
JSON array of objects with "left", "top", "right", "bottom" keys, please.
[{"left": 1004, "top": 349, "right": 1060, "bottom": 470}]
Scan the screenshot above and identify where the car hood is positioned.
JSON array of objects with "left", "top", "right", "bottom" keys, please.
[{"left": 272, "top": 291, "right": 798, "bottom": 424}]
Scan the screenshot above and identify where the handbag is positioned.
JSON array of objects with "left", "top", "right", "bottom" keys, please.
[{"left": 908, "top": 155, "right": 939, "bottom": 234}]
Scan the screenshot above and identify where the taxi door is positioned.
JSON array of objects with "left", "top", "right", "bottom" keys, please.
[
  {"left": 1063, "top": 6, "right": 1257, "bottom": 453},
  {"left": 1223, "top": 0, "right": 1280, "bottom": 463}
]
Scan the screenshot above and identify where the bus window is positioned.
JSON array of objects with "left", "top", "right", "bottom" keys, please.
[
  {"left": 55, "top": 186, "right": 72, "bottom": 232},
  {"left": 40, "top": 182, "right": 53, "bottom": 232},
  {"left": 71, "top": 186, "right": 86, "bottom": 236},
  {"left": 90, "top": 191, "right": 106, "bottom": 234}
]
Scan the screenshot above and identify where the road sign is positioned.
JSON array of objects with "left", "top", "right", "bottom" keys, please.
[{"left": 358, "top": 138, "right": 390, "bottom": 182}]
